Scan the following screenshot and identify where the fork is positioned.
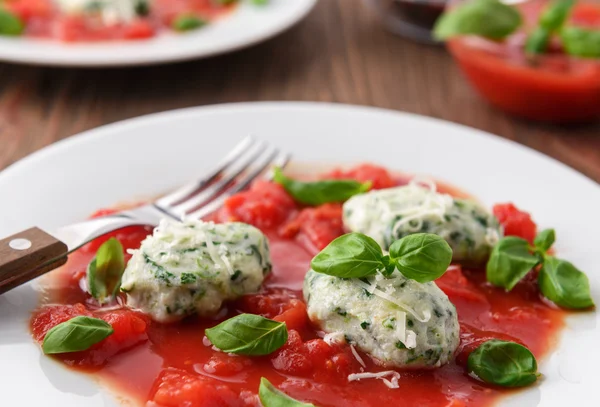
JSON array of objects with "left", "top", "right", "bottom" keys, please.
[{"left": 0, "top": 136, "right": 290, "bottom": 295}]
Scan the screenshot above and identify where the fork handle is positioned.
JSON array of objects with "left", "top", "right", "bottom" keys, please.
[{"left": 0, "top": 228, "right": 68, "bottom": 295}]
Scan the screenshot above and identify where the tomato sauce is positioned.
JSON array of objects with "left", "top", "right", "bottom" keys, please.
[
  {"left": 30, "top": 164, "right": 567, "bottom": 407},
  {"left": 448, "top": 1, "right": 600, "bottom": 124},
  {"left": 4, "top": 0, "right": 235, "bottom": 42}
]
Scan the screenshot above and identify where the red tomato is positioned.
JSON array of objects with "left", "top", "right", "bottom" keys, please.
[
  {"left": 149, "top": 368, "right": 242, "bottom": 407},
  {"left": 203, "top": 353, "right": 253, "bottom": 377},
  {"left": 123, "top": 20, "right": 156, "bottom": 40},
  {"left": 270, "top": 330, "right": 314, "bottom": 376},
  {"left": 325, "top": 163, "right": 396, "bottom": 190},
  {"left": 493, "top": 203, "right": 537, "bottom": 243},
  {"left": 31, "top": 304, "right": 91, "bottom": 341},
  {"left": 280, "top": 203, "right": 344, "bottom": 252},
  {"left": 218, "top": 180, "right": 296, "bottom": 229},
  {"left": 238, "top": 289, "right": 308, "bottom": 331}
]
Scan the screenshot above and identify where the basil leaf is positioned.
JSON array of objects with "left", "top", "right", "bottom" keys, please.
[
  {"left": 538, "top": 256, "right": 594, "bottom": 309},
  {"left": 273, "top": 167, "right": 370, "bottom": 206},
  {"left": 87, "top": 237, "right": 125, "bottom": 304},
  {"left": 561, "top": 26, "right": 600, "bottom": 58},
  {"left": 433, "top": 0, "right": 522, "bottom": 41},
  {"left": 468, "top": 340, "right": 539, "bottom": 387},
  {"left": 486, "top": 237, "right": 540, "bottom": 291},
  {"left": 42, "top": 316, "right": 113, "bottom": 354},
  {"left": 310, "top": 233, "right": 384, "bottom": 278},
  {"left": 533, "top": 229, "right": 555, "bottom": 252},
  {"left": 526, "top": 0, "right": 574, "bottom": 54},
  {"left": 259, "top": 378, "right": 315, "bottom": 407},
  {"left": 0, "top": 9, "right": 24, "bottom": 36},
  {"left": 172, "top": 15, "right": 207, "bottom": 32},
  {"left": 388, "top": 233, "right": 452, "bottom": 283},
  {"left": 205, "top": 314, "right": 288, "bottom": 356}
]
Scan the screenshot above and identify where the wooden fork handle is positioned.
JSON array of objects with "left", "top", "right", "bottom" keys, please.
[{"left": 0, "top": 227, "right": 68, "bottom": 295}]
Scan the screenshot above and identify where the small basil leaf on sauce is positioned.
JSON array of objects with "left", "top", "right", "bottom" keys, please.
[
  {"left": 205, "top": 314, "right": 288, "bottom": 356},
  {"left": 389, "top": 233, "right": 453, "bottom": 283},
  {"left": 273, "top": 167, "right": 371, "bottom": 206},
  {"left": 526, "top": 0, "right": 575, "bottom": 54},
  {"left": 561, "top": 26, "right": 600, "bottom": 58},
  {"left": 87, "top": 238, "right": 125, "bottom": 304},
  {"left": 259, "top": 378, "right": 315, "bottom": 407},
  {"left": 172, "top": 15, "right": 207, "bottom": 32},
  {"left": 538, "top": 256, "right": 594, "bottom": 309},
  {"left": 42, "top": 316, "right": 113, "bottom": 354},
  {"left": 467, "top": 340, "right": 539, "bottom": 387},
  {"left": 533, "top": 229, "right": 555, "bottom": 252},
  {"left": 310, "top": 233, "right": 385, "bottom": 278},
  {"left": 433, "top": 0, "right": 522, "bottom": 41},
  {"left": 0, "top": 9, "right": 24, "bottom": 36},
  {"left": 486, "top": 237, "right": 540, "bottom": 291}
]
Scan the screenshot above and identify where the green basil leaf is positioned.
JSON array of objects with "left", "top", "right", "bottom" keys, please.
[
  {"left": 486, "top": 237, "right": 540, "bottom": 291},
  {"left": 433, "top": 0, "right": 522, "bottom": 41},
  {"left": 273, "top": 167, "right": 371, "bottom": 206},
  {"left": 534, "top": 229, "right": 555, "bottom": 252},
  {"left": 561, "top": 26, "right": 600, "bottom": 58},
  {"left": 310, "top": 233, "right": 384, "bottom": 278},
  {"left": 538, "top": 256, "right": 594, "bottom": 309},
  {"left": 205, "top": 314, "right": 288, "bottom": 356},
  {"left": 172, "top": 14, "right": 207, "bottom": 32},
  {"left": 0, "top": 9, "right": 24, "bottom": 36},
  {"left": 526, "top": 0, "right": 574, "bottom": 54},
  {"left": 259, "top": 378, "right": 315, "bottom": 407},
  {"left": 389, "top": 233, "right": 453, "bottom": 283},
  {"left": 468, "top": 340, "right": 539, "bottom": 387},
  {"left": 42, "top": 316, "right": 113, "bottom": 354},
  {"left": 87, "top": 237, "right": 125, "bottom": 304}
]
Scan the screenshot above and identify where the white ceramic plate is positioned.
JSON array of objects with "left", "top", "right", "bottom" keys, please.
[
  {"left": 0, "top": 102, "right": 598, "bottom": 406},
  {"left": 0, "top": 0, "right": 316, "bottom": 67}
]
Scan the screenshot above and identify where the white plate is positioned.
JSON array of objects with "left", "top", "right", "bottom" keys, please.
[
  {"left": 0, "top": 102, "right": 598, "bottom": 406},
  {"left": 0, "top": 0, "right": 316, "bottom": 67}
]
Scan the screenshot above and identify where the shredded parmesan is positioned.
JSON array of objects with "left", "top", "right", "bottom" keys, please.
[
  {"left": 348, "top": 370, "right": 401, "bottom": 389},
  {"left": 323, "top": 332, "right": 346, "bottom": 346},
  {"left": 353, "top": 279, "right": 431, "bottom": 323},
  {"left": 350, "top": 344, "right": 366, "bottom": 369}
]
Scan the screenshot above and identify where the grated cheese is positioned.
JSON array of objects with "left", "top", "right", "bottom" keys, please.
[
  {"left": 350, "top": 344, "right": 367, "bottom": 369},
  {"left": 323, "top": 331, "right": 346, "bottom": 346},
  {"left": 348, "top": 370, "right": 401, "bottom": 389}
]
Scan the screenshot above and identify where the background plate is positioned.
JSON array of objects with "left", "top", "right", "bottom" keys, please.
[
  {"left": 0, "top": 102, "right": 598, "bottom": 406},
  {"left": 0, "top": 0, "right": 316, "bottom": 67}
]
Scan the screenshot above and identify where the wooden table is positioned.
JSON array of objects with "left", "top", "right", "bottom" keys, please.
[{"left": 1, "top": 0, "right": 599, "bottom": 181}]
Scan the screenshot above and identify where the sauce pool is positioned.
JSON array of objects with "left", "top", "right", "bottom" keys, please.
[{"left": 30, "top": 167, "right": 567, "bottom": 407}]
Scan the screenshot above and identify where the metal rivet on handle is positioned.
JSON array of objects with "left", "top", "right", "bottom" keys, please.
[{"left": 9, "top": 238, "right": 32, "bottom": 251}]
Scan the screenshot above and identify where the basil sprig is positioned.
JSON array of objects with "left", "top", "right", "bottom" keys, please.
[
  {"left": 0, "top": 9, "right": 24, "bottom": 36},
  {"left": 526, "top": 0, "right": 575, "bottom": 54},
  {"left": 87, "top": 238, "right": 125, "bottom": 304},
  {"left": 468, "top": 340, "right": 539, "bottom": 387},
  {"left": 273, "top": 167, "right": 371, "bottom": 206},
  {"left": 311, "top": 232, "right": 452, "bottom": 283},
  {"left": 433, "top": 0, "right": 522, "bottom": 41},
  {"left": 487, "top": 228, "right": 594, "bottom": 309},
  {"left": 259, "top": 378, "right": 315, "bottom": 407},
  {"left": 205, "top": 314, "right": 288, "bottom": 356},
  {"left": 42, "top": 316, "right": 114, "bottom": 354},
  {"left": 561, "top": 26, "right": 600, "bottom": 58}
]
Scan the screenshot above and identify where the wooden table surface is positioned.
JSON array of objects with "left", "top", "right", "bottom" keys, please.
[{"left": 0, "top": 0, "right": 599, "bottom": 181}]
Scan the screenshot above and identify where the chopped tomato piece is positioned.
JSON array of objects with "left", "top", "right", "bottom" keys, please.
[
  {"left": 202, "top": 353, "right": 253, "bottom": 376},
  {"left": 31, "top": 304, "right": 91, "bottom": 341},
  {"left": 273, "top": 300, "right": 308, "bottom": 332},
  {"left": 149, "top": 368, "right": 242, "bottom": 407},
  {"left": 217, "top": 180, "right": 296, "bottom": 229},
  {"left": 123, "top": 20, "right": 155, "bottom": 39},
  {"left": 493, "top": 203, "right": 537, "bottom": 243},
  {"left": 324, "top": 164, "right": 396, "bottom": 190},
  {"left": 238, "top": 290, "right": 308, "bottom": 331},
  {"left": 271, "top": 330, "right": 313, "bottom": 376},
  {"left": 280, "top": 203, "right": 344, "bottom": 252}
]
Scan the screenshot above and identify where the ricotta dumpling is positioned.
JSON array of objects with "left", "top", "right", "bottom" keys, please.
[
  {"left": 343, "top": 183, "right": 501, "bottom": 265},
  {"left": 121, "top": 219, "right": 271, "bottom": 323},
  {"left": 304, "top": 270, "right": 459, "bottom": 369}
]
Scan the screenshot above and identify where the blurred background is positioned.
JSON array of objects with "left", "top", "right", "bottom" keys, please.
[{"left": 0, "top": 0, "right": 598, "bottom": 181}]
